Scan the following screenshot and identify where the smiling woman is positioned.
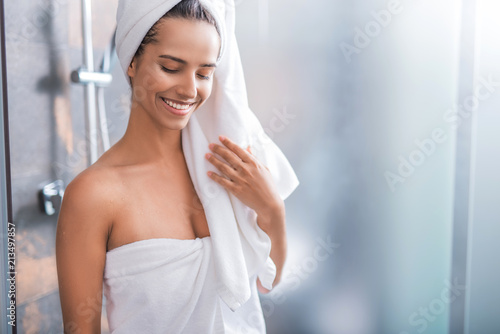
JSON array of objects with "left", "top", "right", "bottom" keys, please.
[{"left": 55, "top": 0, "right": 300, "bottom": 333}]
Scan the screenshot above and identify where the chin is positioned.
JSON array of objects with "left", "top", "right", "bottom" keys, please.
[{"left": 161, "top": 113, "right": 193, "bottom": 131}]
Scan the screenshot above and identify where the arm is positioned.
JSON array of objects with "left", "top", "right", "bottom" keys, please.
[
  {"left": 205, "top": 136, "right": 290, "bottom": 292},
  {"left": 56, "top": 170, "right": 113, "bottom": 334},
  {"left": 256, "top": 200, "right": 287, "bottom": 290}
]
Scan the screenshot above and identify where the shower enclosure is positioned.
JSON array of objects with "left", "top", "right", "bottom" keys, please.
[
  {"left": 1, "top": 0, "right": 500, "bottom": 333},
  {"left": 0, "top": 0, "right": 124, "bottom": 331}
]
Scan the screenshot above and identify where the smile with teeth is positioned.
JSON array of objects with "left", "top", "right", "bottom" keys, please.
[{"left": 161, "top": 97, "right": 193, "bottom": 110}]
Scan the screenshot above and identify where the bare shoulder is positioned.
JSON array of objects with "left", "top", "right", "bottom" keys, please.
[
  {"left": 63, "top": 164, "right": 119, "bottom": 223},
  {"left": 56, "top": 158, "right": 123, "bottom": 331},
  {"left": 57, "top": 152, "right": 127, "bottom": 251}
]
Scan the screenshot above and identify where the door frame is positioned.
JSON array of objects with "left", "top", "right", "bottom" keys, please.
[{"left": 1, "top": 0, "right": 17, "bottom": 331}]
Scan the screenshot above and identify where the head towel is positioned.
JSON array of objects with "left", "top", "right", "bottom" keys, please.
[{"left": 115, "top": 0, "right": 300, "bottom": 311}]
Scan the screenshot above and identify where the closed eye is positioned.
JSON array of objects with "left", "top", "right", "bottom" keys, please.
[
  {"left": 160, "top": 66, "right": 178, "bottom": 73},
  {"left": 160, "top": 64, "right": 212, "bottom": 80},
  {"left": 198, "top": 73, "right": 211, "bottom": 80}
]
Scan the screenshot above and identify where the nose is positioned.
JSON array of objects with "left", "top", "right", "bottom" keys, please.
[{"left": 175, "top": 72, "right": 197, "bottom": 100}]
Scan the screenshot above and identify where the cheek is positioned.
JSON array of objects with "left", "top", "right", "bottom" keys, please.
[
  {"left": 198, "top": 81, "right": 214, "bottom": 102},
  {"left": 137, "top": 68, "right": 167, "bottom": 93}
]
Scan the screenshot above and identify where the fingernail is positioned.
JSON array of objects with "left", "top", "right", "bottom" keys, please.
[
  {"left": 219, "top": 135, "right": 226, "bottom": 142},
  {"left": 205, "top": 153, "right": 212, "bottom": 159},
  {"left": 209, "top": 143, "right": 215, "bottom": 150}
]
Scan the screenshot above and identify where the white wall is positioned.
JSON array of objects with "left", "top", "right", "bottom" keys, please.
[{"left": 235, "top": 0, "right": 463, "bottom": 333}]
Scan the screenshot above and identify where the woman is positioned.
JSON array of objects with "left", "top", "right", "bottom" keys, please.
[{"left": 56, "top": 0, "right": 297, "bottom": 333}]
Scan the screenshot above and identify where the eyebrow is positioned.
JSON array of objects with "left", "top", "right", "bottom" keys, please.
[{"left": 159, "top": 54, "right": 217, "bottom": 68}]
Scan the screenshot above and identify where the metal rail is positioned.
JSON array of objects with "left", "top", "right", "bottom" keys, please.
[{"left": 71, "top": 0, "right": 116, "bottom": 165}]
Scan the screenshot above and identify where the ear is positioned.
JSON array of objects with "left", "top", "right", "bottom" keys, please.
[{"left": 127, "top": 57, "right": 137, "bottom": 79}]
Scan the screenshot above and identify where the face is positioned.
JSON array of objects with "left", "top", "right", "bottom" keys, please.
[{"left": 127, "top": 17, "right": 220, "bottom": 130}]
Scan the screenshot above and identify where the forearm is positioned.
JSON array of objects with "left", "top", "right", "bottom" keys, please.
[{"left": 256, "top": 201, "right": 287, "bottom": 288}]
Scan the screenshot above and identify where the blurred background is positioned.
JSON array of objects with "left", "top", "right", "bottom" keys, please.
[{"left": 1, "top": 0, "right": 499, "bottom": 333}]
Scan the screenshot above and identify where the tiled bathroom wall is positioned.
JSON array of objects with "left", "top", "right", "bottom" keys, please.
[{"left": 5, "top": 0, "right": 125, "bottom": 332}]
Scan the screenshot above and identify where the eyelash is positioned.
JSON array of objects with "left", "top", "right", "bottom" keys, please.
[
  {"left": 160, "top": 66, "right": 211, "bottom": 80},
  {"left": 160, "top": 66, "right": 177, "bottom": 74}
]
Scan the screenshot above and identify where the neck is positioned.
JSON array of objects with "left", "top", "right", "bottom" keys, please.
[{"left": 119, "top": 106, "right": 184, "bottom": 166}]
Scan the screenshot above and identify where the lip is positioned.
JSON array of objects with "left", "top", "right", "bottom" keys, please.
[{"left": 160, "top": 97, "right": 196, "bottom": 116}]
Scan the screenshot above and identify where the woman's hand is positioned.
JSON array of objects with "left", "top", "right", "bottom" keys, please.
[
  {"left": 205, "top": 135, "right": 283, "bottom": 217},
  {"left": 206, "top": 135, "right": 288, "bottom": 292}
]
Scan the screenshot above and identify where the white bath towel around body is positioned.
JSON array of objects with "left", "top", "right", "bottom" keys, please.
[{"left": 103, "top": 236, "right": 266, "bottom": 333}]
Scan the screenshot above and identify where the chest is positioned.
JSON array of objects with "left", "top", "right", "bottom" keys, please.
[{"left": 107, "top": 167, "right": 210, "bottom": 251}]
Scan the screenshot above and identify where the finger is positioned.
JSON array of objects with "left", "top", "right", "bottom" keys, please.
[
  {"left": 205, "top": 153, "right": 238, "bottom": 178},
  {"left": 209, "top": 143, "right": 244, "bottom": 169},
  {"left": 219, "top": 135, "right": 254, "bottom": 163},
  {"left": 207, "top": 171, "right": 235, "bottom": 190}
]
